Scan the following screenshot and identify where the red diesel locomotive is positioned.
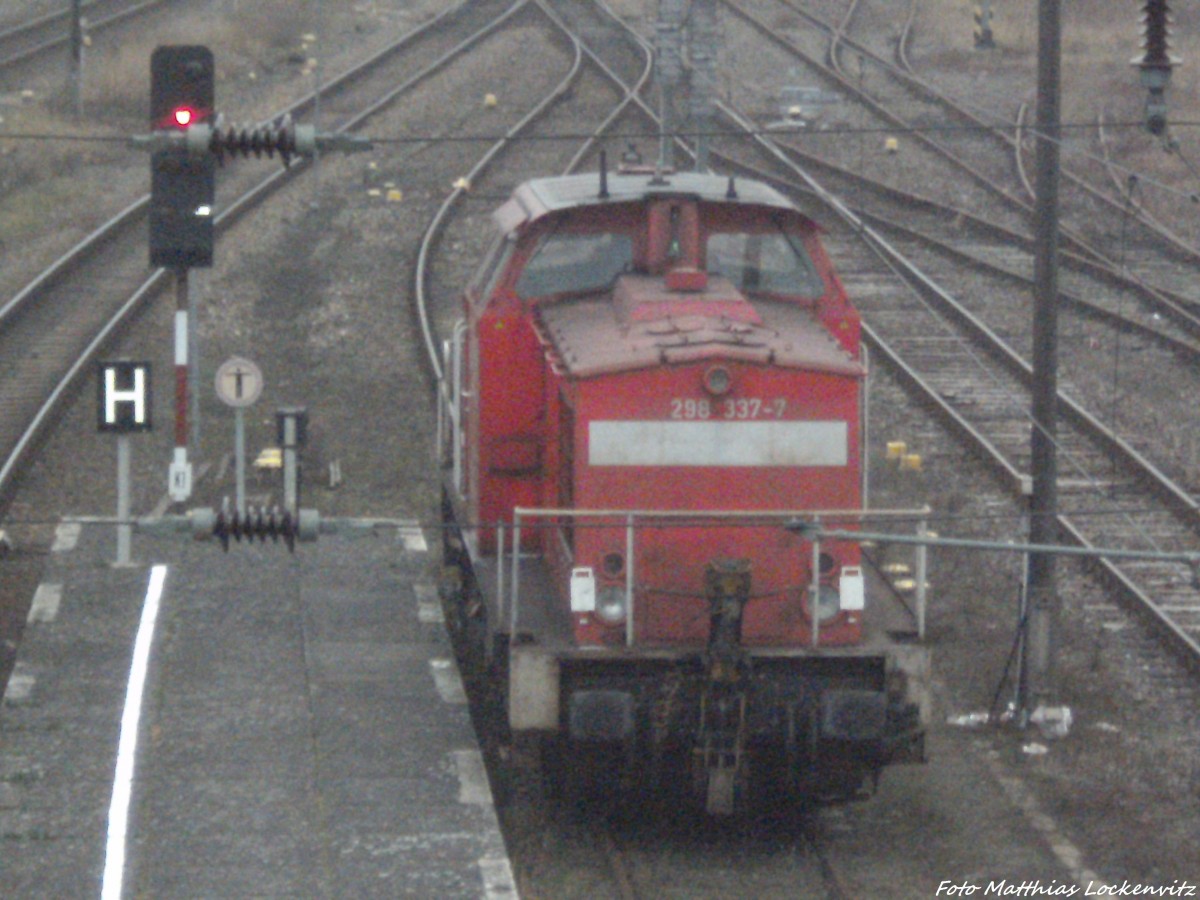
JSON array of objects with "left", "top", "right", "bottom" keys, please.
[{"left": 439, "top": 165, "right": 930, "bottom": 813}]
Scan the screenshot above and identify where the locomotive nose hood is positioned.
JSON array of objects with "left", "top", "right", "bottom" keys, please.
[{"left": 537, "top": 273, "right": 863, "bottom": 379}]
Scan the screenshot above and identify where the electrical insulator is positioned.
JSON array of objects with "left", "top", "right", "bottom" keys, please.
[
  {"left": 133, "top": 117, "right": 370, "bottom": 167},
  {"left": 211, "top": 505, "right": 298, "bottom": 552},
  {"left": 1138, "top": 0, "right": 1176, "bottom": 71},
  {"left": 193, "top": 115, "right": 316, "bottom": 167},
  {"left": 973, "top": 2, "right": 994, "bottom": 50},
  {"left": 1134, "top": 0, "right": 1180, "bottom": 135}
]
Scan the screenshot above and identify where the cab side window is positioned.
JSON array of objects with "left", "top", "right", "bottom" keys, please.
[{"left": 468, "top": 232, "right": 513, "bottom": 307}]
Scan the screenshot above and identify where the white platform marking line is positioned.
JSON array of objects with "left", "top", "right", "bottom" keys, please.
[
  {"left": 398, "top": 523, "right": 428, "bottom": 553},
  {"left": 100, "top": 564, "right": 167, "bottom": 900},
  {"left": 416, "top": 582, "right": 444, "bottom": 624},
  {"left": 2, "top": 664, "right": 35, "bottom": 704},
  {"left": 51, "top": 521, "right": 81, "bottom": 553},
  {"left": 429, "top": 657, "right": 468, "bottom": 704},
  {"left": 452, "top": 749, "right": 493, "bottom": 805},
  {"left": 981, "top": 752, "right": 1106, "bottom": 891},
  {"left": 479, "top": 856, "right": 519, "bottom": 898},
  {"left": 27, "top": 583, "right": 62, "bottom": 623}
]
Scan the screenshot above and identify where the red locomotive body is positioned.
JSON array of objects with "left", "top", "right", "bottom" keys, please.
[{"left": 441, "top": 169, "right": 929, "bottom": 811}]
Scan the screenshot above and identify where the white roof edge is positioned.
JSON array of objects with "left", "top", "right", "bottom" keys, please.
[{"left": 491, "top": 172, "right": 800, "bottom": 234}]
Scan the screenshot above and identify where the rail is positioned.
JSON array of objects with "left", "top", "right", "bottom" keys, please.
[{"left": 501, "top": 506, "right": 932, "bottom": 648}]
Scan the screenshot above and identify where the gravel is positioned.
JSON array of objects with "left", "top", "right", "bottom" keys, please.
[{"left": 2, "top": 0, "right": 1199, "bottom": 894}]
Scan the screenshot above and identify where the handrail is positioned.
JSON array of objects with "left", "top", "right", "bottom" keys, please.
[
  {"left": 507, "top": 506, "right": 933, "bottom": 647},
  {"left": 512, "top": 506, "right": 930, "bottom": 521}
]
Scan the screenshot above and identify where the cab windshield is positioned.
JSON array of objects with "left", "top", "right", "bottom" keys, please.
[
  {"left": 706, "top": 228, "right": 824, "bottom": 297},
  {"left": 515, "top": 231, "right": 633, "bottom": 299}
]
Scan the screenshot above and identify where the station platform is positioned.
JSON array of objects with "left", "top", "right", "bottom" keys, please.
[{"left": 0, "top": 518, "right": 517, "bottom": 899}]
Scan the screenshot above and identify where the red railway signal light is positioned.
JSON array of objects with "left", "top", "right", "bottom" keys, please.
[
  {"left": 149, "top": 46, "right": 215, "bottom": 268},
  {"left": 150, "top": 45, "right": 213, "bottom": 130}
]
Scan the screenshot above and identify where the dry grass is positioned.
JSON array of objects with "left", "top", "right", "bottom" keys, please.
[
  {"left": 0, "top": 104, "right": 123, "bottom": 229},
  {"left": 80, "top": 2, "right": 318, "bottom": 126},
  {"left": 0, "top": 1, "right": 321, "bottom": 250},
  {"left": 0, "top": 2, "right": 319, "bottom": 203},
  {"left": 915, "top": 0, "right": 1200, "bottom": 197}
]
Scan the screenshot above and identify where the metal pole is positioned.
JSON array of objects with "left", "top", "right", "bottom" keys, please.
[
  {"left": 234, "top": 407, "right": 246, "bottom": 517},
  {"left": 659, "top": 82, "right": 675, "bottom": 172},
  {"left": 806, "top": 526, "right": 1200, "bottom": 566},
  {"left": 915, "top": 517, "right": 928, "bottom": 640},
  {"left": 188, "top": 270, "right": 200, "bottom": 453},
  {"left": 497, "top": 521, "right": 506, "bottom": 631},
  {"left": 168, "top": 269, "right": 193, "bottom": 503},
  {"left": 282, "top": 413, "right": 298, "bottom": 516},
  {"left": 452, "top": 323, "right": 464, "bottom": 493},
  {"left": 510, "top": 515, "right": 522, "bottom": 636},
  {"left": 656, "top": 0, "right": 685, "bottom": 172},
  {"left": 1026, "top": 0, "right": 1062, "bottom": 713},
  {"left": 1015, "top": 538, "right": 1032, "bottom": 718},
  {"left": 857, "top": 55, "right": 866, "bottom": 184},
  {"left": 861, "top": 343, "right": 870, "bottom": 509},
  {"left": 690, "top": 0, "right": 718, "bottom": 173},
  {"left": 69, "top": 0, "right": 83, "bottom": 117},
  {"left": 312, "top": 36, "right": 322, "bottom": 178},
  {"left": 116, "top": 435, "right": 132, "bottom": 566},
  {"left": 810, "top": 519, "right": 821, "bottom": 648},
  {"left": 626, "top": 514, "right": 635, "bottom": 648}
]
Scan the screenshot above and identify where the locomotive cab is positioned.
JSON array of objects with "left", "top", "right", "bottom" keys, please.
[{"left": 440, "top": 171, "right": 930, "bottom": 813}]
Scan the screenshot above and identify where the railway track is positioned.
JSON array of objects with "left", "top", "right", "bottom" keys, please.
[
  {"left": 685, "top": 2, "right": 1200, "bottom": 675},
  {"left": 597, "top": 7, "right": 1200, "bottom": 681},
  {"left": 594, "top": 810, "right": 849, "bottom": 900},
  {"left": 0, "top": 0, "right": 173, "bottom": 74},
  {"left": 409, "top": 4, "right": 866, "bottom": 896},
  {"left": 405, "top": 0, "right": 1200, "bottom": 890},
  {"left": 782, "top": 0, "right": 1200, "bottom": 278},
  {"left": 4, "top": 0, "right": 1197, "bottom": 891},
  {"left": 711, "top": 1, "right": 1200, "bottom": 526},
  {"left": 726, "top": 0, "right": 1200, "bottom": 319},
  {"left": 416, "top": 0, "right": 655, "bottom": 378},
  {"left": 0, "top": 0, "right": 548, "bottom": 503},
  {"left": 736, "top": 140, "right": 1200, "bottom": 669}
]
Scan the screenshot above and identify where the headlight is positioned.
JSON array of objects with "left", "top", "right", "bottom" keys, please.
[
  {"left": 596, "top": 585, "right": 627, "bottom": 624},
  {"left": 703, "top": 365, "right": 732, "bottom": 396},
  {"left": 808, "top": 583, "right": 841, "bottom": 624}
]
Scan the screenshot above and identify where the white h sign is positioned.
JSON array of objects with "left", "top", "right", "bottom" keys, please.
[{"left": 97, "top": 362, "right": 152, "bottom": 432}]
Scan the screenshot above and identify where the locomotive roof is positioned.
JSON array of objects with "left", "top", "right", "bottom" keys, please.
[
  {"left": 538, "top": 275, "right": 863, "bottom": 379},
  {"left": 494, "top": 172, "right": 800, "bottom": 234}
]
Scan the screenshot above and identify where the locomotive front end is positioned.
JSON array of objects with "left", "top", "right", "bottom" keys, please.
[
  {"left": 440, "top": 171, "right": 931, "bottom": 814},
  {"left": 510, "top": 340, "right": 927, "bottom": 810}
]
